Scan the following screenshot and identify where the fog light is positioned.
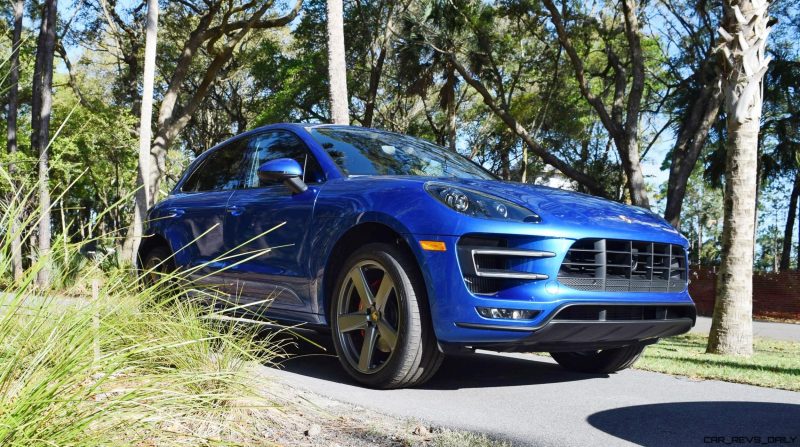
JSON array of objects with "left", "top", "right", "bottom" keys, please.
[{"left": 476, "top": 307, "right": 539, "bottom": 320}]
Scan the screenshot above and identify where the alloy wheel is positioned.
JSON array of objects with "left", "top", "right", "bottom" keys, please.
[{"left": 335, "top": 260, "right": 401, "bottom": 374}]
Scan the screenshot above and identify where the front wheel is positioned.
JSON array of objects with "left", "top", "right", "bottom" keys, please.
[
  {"left": 330, "top": 243, "right": 443, "bottom": 389},
  {"left": 550, "top": 345, "right": 646, "bottom": 374}
]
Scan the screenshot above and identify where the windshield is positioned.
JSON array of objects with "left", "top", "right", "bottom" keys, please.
[{"left": 308, "top": 127, "right": 496, "bottom": 180}]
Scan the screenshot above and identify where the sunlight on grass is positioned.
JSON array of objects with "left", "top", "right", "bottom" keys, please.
[{"left": 636, "top": 333, "right": 800, "bottom": 391}]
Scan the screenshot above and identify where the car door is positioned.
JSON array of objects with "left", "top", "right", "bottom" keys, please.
[
  {"left": 222, "top": 130, "right": 326, "bottom": 315},
  {"left": 164, "top": 139, "right": 248, "bottom": 287}
]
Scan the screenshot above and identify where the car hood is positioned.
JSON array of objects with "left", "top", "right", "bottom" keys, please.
[{"left": 427, "top": 178, "right": 682, "bottom": 238}]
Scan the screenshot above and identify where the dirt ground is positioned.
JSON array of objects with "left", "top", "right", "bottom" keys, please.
[{"left": 249, "top": 367, "right": 510, "bottom": 447}]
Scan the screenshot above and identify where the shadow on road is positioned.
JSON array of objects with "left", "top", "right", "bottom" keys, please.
[
  {"left": 273, "top": 333, "right": 605, "bottom": 390},
  {"left": 422, "top": 352, "right": 606, "bottom": 390},
  {"left": 588, "top": 402, "right": 800, "bottom": 446}
]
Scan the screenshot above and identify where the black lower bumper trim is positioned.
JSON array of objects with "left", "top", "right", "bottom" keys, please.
[{"left": 455, "top": 318, "right": 694, "bottom": 352}]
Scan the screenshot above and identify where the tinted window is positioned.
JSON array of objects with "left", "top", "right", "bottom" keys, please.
[
  {"left": 242, "top": 131, "right": 325, "bottom": 188},
  {"left": 308, "top": 127, "right": 495, "bottom": 180},
  {"left": 181, "top": 141, "right": 248, "bottom": 192}
]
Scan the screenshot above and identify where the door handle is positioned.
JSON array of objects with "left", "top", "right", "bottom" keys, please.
[
  {"left": 165, "top": 208, "right": 185, "bottom": 218},
  {"left": 226, "top": 205, "right": 245, "bottom": 216}
]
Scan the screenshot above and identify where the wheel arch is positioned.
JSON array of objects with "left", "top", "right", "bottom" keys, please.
[
  {"left": 136, "top": 233, "right": 171, "bottom": 270},
  {"left": 320, "top": 221, "right": 429, "bottom": 323}
]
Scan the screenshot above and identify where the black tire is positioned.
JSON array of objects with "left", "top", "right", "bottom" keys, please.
[
  {"left": 140, "top": 245, "right": 175, "bottom": 289},
  {"left": 330, "top": 243, "right": 443, "bottom": 389},
  {"left": 550, "top": 344, "right": 646, "bottom": 374}
]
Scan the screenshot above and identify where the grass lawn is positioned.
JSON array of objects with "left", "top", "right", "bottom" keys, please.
[{"left": 636, "top": 333, "right": 800, "bottom": 392}]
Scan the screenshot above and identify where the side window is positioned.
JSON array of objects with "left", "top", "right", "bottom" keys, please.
[
  {"left": 181, "top": 140, "right": 248, "bottom": 192},
  {"left": 243, "top": 131, "right": 325, "bottom": 188}
]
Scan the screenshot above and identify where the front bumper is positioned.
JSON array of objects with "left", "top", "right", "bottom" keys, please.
[
  {"left": 408, "top": 233, "right": 696, "bottom": 348},
  {"left": 455, "top": 302, "right": 695, "bottom": 352}
]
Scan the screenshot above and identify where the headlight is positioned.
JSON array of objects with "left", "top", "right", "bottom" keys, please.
[{"left": 425, "top": 183, "right": 541, "bottom": 222}]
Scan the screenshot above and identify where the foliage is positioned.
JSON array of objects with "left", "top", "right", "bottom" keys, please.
[{"left": 1, "top": 0, "right": 799, "bottom": 274}]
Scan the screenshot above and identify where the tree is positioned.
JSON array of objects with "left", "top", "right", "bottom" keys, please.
[
  {"left": 781, "top": 175, "right": 799, "bottom": 271},
  {"left": 326, "top": 0, "right": 349, "bottom": 124},
  {"left": 31, "top": 0, "right": 58, "bottom": 288},
  {"left": 763, "top": 56, "right": 800, "bottom": 271},
  {"left": 130, "top": 0, "right": 159, "bottom": 264},
  {"left": 6, "top": 0, "right": 24, "bottom": 281},
  {"left": 707, "top": 0, "right": 772, "bottom": 356},
  {"left": 401, "top": 1, "right": 612, "bottom": 194},
  {"left": 396, "top": 0, "right": 469, "bottom": 151},
  {"left": 542, "top": 0, "right": 651, "bottom": 208},
  {"left": 659, "top": 0, "right": 724, "bottom": 228},
  {"left": 117, "top": 0, "right": 303, "bottom": 260}
]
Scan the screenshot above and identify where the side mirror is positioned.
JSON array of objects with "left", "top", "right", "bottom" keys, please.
[{"left": 257, "top": 158, "right": 308, "bottom": 194}]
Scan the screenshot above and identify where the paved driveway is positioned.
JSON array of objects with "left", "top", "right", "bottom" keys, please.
[{"left": 266, "top": 339, "right": 800, "bottom": 447}]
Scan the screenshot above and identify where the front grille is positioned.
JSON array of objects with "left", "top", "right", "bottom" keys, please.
[
  {"left": 558, "top": 239, "right": 687, "bottom": 292},
  {"left": 553, "top": 304, "right": 695, "bottom": 321}
]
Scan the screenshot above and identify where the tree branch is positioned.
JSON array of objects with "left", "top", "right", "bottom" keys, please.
[
  {"left": 447, "top": 53, "right": 607, "bottom": 196},
  {"left": 542, "top": 0, "right": 623, "bottom": 139}
]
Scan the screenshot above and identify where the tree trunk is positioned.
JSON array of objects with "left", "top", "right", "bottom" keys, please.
[
  {"left": 122, "top": 1, "right": 303, "bottom": 259},
  {"left": 445, "top": 66, "right": 457, "bottom": 152},
  {"left": 32, "top": 0, "right": 58, "bottom": 288},
  {"left": 617, "top": 137, "right": 649, "bottom": 207},
  {"left": 326, "top": 0, "right": 349, "bottom": 124},
  {"left": 780, "top": 171, "right": 800, "bottom": 271},
  {"left": 130, "top": 0, "right": 160, "bottom": 265},
  {"left": 7, "top": 0, "right": 24, "bottom": 281},
  {"left": 664, "top": 83, "right": 723, "bottom": 227},
  {"left": 362, "top": 47, "right": 386, "bottom": 128},
  {"left": 707, "top": 0, "right": 771, "bottom": 356},
  {"left": 543, "top": 0, "right": 649, "bottom": 208},
  {"left": 618, "top": 0, "right": 649, "bottom": 209},
  {"left": 500, "top": 144, "right": 511, "bottom": 180}
]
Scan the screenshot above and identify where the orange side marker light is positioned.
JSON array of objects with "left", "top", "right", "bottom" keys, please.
[{"left": 420, "top": 241, "right": 447, "bottom": 252}]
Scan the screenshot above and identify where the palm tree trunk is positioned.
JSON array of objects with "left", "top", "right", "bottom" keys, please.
[
  {"left": 707, "top": 0, "right": 772, "bottom": 356},
  {"left": 780, "top": 171, "right": 800, "bottom": 271},
  {"left": 32, "top": 0, "right": 58, "bottom": 288},
  {"left": 129, "top": 0, "right": 160, "bottom": 265},
  {"left": 7, "top": 0, "right": 24, "bottom": 281},
  {"left": 326, "top": 0, "right": 349, "bottom": 124}
]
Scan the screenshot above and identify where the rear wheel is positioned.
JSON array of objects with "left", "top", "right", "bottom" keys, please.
[
  {"left": 550, "top": 345, "right": 645, "bottom": 374},
  {"left": 140, "top": 245, "right": 175, "bottom": 289},
  {"left": 330, "top": 243, "right": 442, "bottom": 389}
]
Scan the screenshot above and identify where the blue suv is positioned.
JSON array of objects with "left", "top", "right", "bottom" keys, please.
[{"left": 140, "top": 124, "right": 696, "bottom": 388}]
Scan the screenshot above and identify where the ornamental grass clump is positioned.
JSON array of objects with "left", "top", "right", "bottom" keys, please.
[{"left": 0, "top": 170, "right": 290, "bottom": 446}]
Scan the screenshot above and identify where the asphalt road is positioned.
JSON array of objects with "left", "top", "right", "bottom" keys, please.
[{"left": 266, "top": 337, "right": 800, "bottom": 447}]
